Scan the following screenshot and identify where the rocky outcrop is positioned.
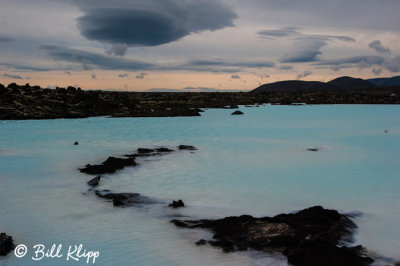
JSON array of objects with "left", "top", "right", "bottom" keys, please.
[
  {"left": 177, "top": 145, "right": 197, "bottom": 151},
  {"left": 0, "top": 233, "right": 15, "bottom": 256},
  {"left": 80, "top": 157, "right": 137, "bottom": 175},
  {"left": 95, "top": 190, "right": 159, "bottom": 206},
  {"left": 231, "top": 110, "right": 244, "bottom": 115},
  {"left": 171, "top": 206, "right": 373, "bottom": 266},
  {"left": 169, "top": 200, "right": 185, "bottom": 208},
  {"left": 87, "top": 175, "right": 101, "bottom": 187}
]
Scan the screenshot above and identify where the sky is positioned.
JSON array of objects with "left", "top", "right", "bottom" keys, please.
[{"left": 0, "top": 0, "right": 399, "bottom": 91}]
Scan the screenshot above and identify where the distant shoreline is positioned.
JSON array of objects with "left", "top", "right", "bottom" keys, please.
[{"left": 1, "top": 82, "right": 399, "bottom": 120}]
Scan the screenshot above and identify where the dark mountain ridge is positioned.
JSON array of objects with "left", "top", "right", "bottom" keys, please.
[{"left": 252, "top": 76, "right": 378, "bottom": 93}]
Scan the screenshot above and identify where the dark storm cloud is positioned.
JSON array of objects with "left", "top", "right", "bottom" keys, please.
[
  {"left": 383, "top": 56, "right": 400, "bottom": 73},
  {"left": 75, "top": 0, "right": 237, "bottom": 50},
  {"left": 368, "top": 40, "right": 390, "bottom": 54},
  {"left": 3, "top": 73, "right": 23, "bottom": 79},
  {"left": 40, "top": 45, "right": 154, "bottom": 70}
]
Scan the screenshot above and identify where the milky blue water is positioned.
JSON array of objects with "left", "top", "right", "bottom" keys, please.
[{"left": 1, "top": 105, "right": 399, "bottom": 265}]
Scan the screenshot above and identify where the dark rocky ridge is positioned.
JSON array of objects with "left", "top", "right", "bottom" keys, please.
[
  {"left": 0, "top": 233, "right": 15, "bottom": 256},
  {"left": 1, "top": 81, "right": 399, "bottom": 119},
  {"left": 172, "top": 206, "right": 374, "bottom": 266}
]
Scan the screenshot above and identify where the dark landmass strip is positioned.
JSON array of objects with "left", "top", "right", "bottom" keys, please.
[
  {"left": 1, "top": 79, "right": 399, "bottom": 119},
  {"left": 0, "top": 233, "right": 15, "bottom": 256},
  {"left": 172, "top": 206, "right": 374, "bottom": 266}
]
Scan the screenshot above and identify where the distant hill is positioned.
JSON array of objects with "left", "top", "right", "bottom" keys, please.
[
  {"left": 327, "top": 76, "right": 375, "bottom": 89},
  {"left": 252, "top": 76, "right": 376, "bottom": 93},
  {"left": 367, "top": 76, "right": 400, "bottom": 87}
]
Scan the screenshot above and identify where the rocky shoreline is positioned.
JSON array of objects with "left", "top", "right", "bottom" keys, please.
[{"left": 1, "top": 83, "right": 399, "bottom": 119}]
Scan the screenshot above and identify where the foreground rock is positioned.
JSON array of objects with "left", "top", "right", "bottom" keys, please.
[
  {"left": 172, "top": 206, "right": 373, "bottom": 266},
  {"left": 178, "top": 145, "right": 197, "bottom": 150},
  {"left": 169, "top": 199, "right": 185, "bottom": 208},
  {"left": 95, "top": 190, "right": 159, "bottom": 206},
  {"left": 231, "top": 110, "right": 244, "bottom": 115},
  {"left": 0, "top": 233, "right": 15, "bottom": 256},
  {"left": 87, "top": 175, "right": 101, "bottom": 187},
  {"left": 80, "top": 157, "right": 136, "bottom": 175}
]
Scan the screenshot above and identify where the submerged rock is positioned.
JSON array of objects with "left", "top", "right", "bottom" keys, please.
[
  {"left": 231, "top": 110, "right": 244, "bottom": 115},
  {"left": 178, "top": 145, "right": 197, "bottom": 151},
  {"left": 87, "top": 175, "right": 101, "bottom": 187},
  {"left": 95, "top": 190, "right": 158, "bottom": 206},
  {"left": 80, "top": 156, "right": 137, "bottom": 175},
  {"left": 169, "top": 199, "right": 185, "bottom": 208},
  {"left": 171, "top": 206, "right": 373, "bottom": 266},
  {"left": 137, "top": 148, "right": 155, "bottom": 154},
  {"left": 0, "top": 233, "right": 15, "bottom": 256}
]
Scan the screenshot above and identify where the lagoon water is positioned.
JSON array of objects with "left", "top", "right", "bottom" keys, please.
[{"left": 1, "top": 105, "right": 399, "bottom": 265}]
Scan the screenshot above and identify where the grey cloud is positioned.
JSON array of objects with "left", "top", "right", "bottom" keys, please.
[
  {"left": 185, "top": 58, "right": 275, "bottom": 71},
  {"left": 313, "top": 56, "right": 384, "bottom": 66},
  {"left": 368, "top": 40, "right": 390, "bottom": 54},
  {"left": 0, "top": 37, "right": 13, "bottom": 43},
  {"left": 297, "top": 70, "right": 312, "bottom": 79},
  {"left": 258, "top": 27, "right": 354, "bottom": 43},
  {"left": 136, "top": 72, "right": 148, "bottom": 79},
  {"left": 3, "top": 73, "right": 23, "bottom": 79},
  {"left": 40, "top": 45, "right": 154, "bottom": 70},
  {"left": 247, "top": 0, "right": 400, "bottom": 32},
  {"left": 75, "top": 0, "right": 236, "bottom": 50},
  {"left": 231, "top": 74, "right": 240, "bottom": 79},
  {"left": 280, "top": 39, "right": 326, "bottom": 63},
  {"left": 258, "top": 27, "right": 300, "bottom": 37},
  {"left": 106, "top": 43, "right": 128, "bottom": 56},
  {"left": 383, "top": 56, "right": 400, "bottom": 73},
  {"left": 118, "top": 73, "right": 129, "bottom": 78},
  {"left": 279, "top": 65, "right": 293, "bottom": 70},
  {"left": 372, "top": 68, "right": 382, "bottom": 75}
]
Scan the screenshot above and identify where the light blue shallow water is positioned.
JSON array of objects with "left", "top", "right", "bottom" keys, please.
[{"left": 0, "top": 105, "right": 399, "bottom": 265}]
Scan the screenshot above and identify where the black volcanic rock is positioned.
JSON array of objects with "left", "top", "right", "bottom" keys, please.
[
  {"left": 0, "top": 233, "right": 15, "bottom": 256},
  {"left": 87, "top": 175, "right": 101, "bottom": 187},
  {"left": 178, "top": 145, "right": 197, "bottom": 150},
  {"left": 74, "top": 141, "right": 79, "bottom": 145},
  {"left": 231, "top": 110, "right": 244, "bottom": 115},
  {"left": 137, "top": 148, "right": 155, "bottom": 154},
  {"left": 327, "top": 76, "right": 375, "bottom": 89},
  {"left": 169, "top": 199, "right": 185, "bottom": 208},
  {"left": 80, "top": 156, "right": 137, "bottom": 175},
  {"left": 95, "top": 190, "right": 158, "bottom": 206},
  {"left": 171, "top": 206, "right": 373, "bottom": 266}
]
